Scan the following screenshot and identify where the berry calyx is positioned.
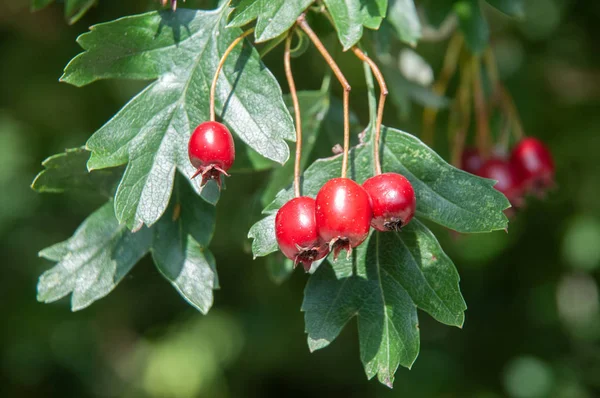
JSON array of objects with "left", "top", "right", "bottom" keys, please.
[
  {"left": 315, "top": 178, "right": 372, "bottom": 260},
  {"left": 275, "top": 197, "right": 329, "bottom": 272},
  {"left": 188, "top": 121, "right": 235, "bottom": 188},
  {"left": 461, "top": 147, "right": 484, "bottom": 175},
  {"left": 510, "top": 137, "right": 554, "bottom": 195},
  {"left": 362, "top": 173, "right": 416, "bottom": 232},
  {"left": 478, "top": 157, "right": 524, "bottom": 207}
]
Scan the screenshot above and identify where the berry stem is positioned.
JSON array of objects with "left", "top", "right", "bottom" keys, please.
[
  {"left": 352, "top": 47, "right": 388, "bottom": 175},
  {"left": 284, "top": 32, "right": 303, "bottom": 198},
  {"left": 296, "top": 14, "right": 351, "bottom": 179},
  {"left": 450, "top": 58, "right": 473, "bottom": 167},
  {"left": 209, "top": 28, "right": 255, "bottom": 122},
  {"left": 471, "top": 55, "right": 491, "bottom": 159},
  {"left": 422, "top": 33, "right": 463, "bottom": 146},
  {"left": 484, "top": 48, "right": 525, "bottom": 142}
]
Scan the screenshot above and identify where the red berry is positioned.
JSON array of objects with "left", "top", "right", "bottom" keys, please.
[
  {"left": 510, "top": 137, "right": 554, "bottom": 195},
  {"left": 362, "top": 173, "right": 416, "bottom": 232},
  {"left": 275, "top": 197, "right": 329, "bottom": 271},
  {"left": 478, "top": 157, "right": 524, "bottom": 207},
  {"left": 315, "top": 178, "right": 372, "bottom": 260},
  {"left": 188, "top": 121, "right": 235, "bottom": 188},
  {"left": 461, "top": 147, "right": 484, "bottom": 175}
]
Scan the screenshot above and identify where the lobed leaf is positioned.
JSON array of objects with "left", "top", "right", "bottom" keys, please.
[
  {"left": 151, "top": 175, "right": 218, "bottom": 314},
  {"left": 303, "top": 220, "right": 466, "bottom": 387},
  {"left": 323, "top": 0, "right": 388, "bottom": 50},
  {"left": 36, "top": 151, "right": 219, "bottom": 312},
  {"left": 32, "top": 0, "right": 97, "bottom": 24},
  {"left": 228, "top": 0, "right": 314, "bottom": 43},
  {"left": 61, "top": 6, "right": 294, "bottom": 230},
  {"left": 31, "top": 147, "right": 121, "bottom": 198},
  {"left": 37, "top": 202, "right": 153, "bottom": 311}
]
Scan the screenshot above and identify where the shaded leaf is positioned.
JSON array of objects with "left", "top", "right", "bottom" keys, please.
[
  {"left": 31, "top": 147, "right": 121, "bottom": 198},
  {"left": 386, "top": 0, "right": 421, "bottom": 46},
  {"left": 151, "top": 174, "right": 218, "bottom": 314},
  {"left": 303, "top": 220, "right": 466, "bottom": 387},
  {"left": 37, "top": 202, "right": 152, "bottom": 311},
  {"left": 32, "top": 0, "right": 96, "bottom": 24},
  {"left": 423, "top": 0, "right": 456, "bottom": 28},
  {"left": 61, "top": 6, "right": 294, "bottom": 230},
  {"left": 228, "top": 0, "right": 313, "bottom": 43},
  {"left": 266, "top": 253, "right": 295, "bottom": 285},
  {"left": 486, "top": 0, "right": 525, "bottom": 18},
  {"left": 456, "top": 0, "right": 490, "bottom": 54}
]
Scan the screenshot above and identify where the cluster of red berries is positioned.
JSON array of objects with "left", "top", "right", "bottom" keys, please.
[
  {"left": 275, "top": 173, "right": 417, "bottom": 271},
  {"left": 461, "top": 137, "right": 555, "bottom": 209},
  {"left": 188, "top": 121, "right": 235, "bottom": 189}
]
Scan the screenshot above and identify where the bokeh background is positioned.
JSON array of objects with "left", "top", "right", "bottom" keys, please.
[{"left": 1, "top": 0, "right": 600, "bottom": 397}]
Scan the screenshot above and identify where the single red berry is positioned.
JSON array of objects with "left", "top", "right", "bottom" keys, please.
[
  {"left": 315, "top": 178, "right": 372, "bottom": 260},
  {"left": 362, "top": 173, "right": 416, "bottom": 232},
  {"left": 275, "top": 197, "right": 329, "bottom": 272},
  {"left": 188, "top": 121, "right": 235, "bottom": 188},
  {"left": 461, "top": 147, "right": 484, "bottom": 175},
  {"left": 478, "top": 157, "right": 524, "bottom": 207},
  {"left": 510, "top": 137, "right": 554, "bottom": 195}
]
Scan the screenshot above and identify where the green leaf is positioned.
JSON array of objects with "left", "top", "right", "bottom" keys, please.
[
  {"left": 423, "top": 0, "right": 455, "bottom": 28},
  {"left": 324, "top": 0, "right": 388, "bottom": 50},
  {"left": 257, "top": 124, "right": 509, "bottom": 236},
  {"left": 248, "top": 214, "right": 278, "bottom": 258},
  {"left": 228, "top": 0, "right": 314, "bottom": 43},
  {"left": 486, "top": 0, "right": 525, "bottom": 18},
  {"left": 61, "top": 6, "right": 294, "bottom": 230},
  {"left": 386, "top": 0, "right": 421, "bottom": 46},
  {"left": 37, "top": 202, "right": 153, "bottom": 311},
  {"left": 31, "top": 147, "right": 121, "bottom": 198},
  {"left": 361, "top": 0, "right": 388, "bottom": 30},
  {"left": 151, "top": 175, "right": 218, "bottom": 314},
  {"left": 266, "top": 253, "right": 295, "bottom": 285},
  {"left": 32, "top": 0, "right": 97, "bottom": 24},
  {"left": 456, "top": 0, "right": 490, "bottom": 54},
  {"left": 303, "top": 220, "right": 466, "bottom": 387},
  {"left": 38, "top": 173, "right": 220, "bottom": 312}
]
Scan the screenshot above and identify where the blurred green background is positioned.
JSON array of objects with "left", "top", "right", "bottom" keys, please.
[{"left": 1, "top": 0, "right": 600, "bottom": 397}]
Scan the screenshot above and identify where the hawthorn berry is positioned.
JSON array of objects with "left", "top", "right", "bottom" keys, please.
[
  {"left": 461, "top": 147, "right": 484, "bottom": 175},
  {"left": 188, "top": 121, "right": 235, "bottom": 188},
  {"left": 362, "top": 173, "right": 416, "bottom": 232},
  {"left": 510, "top": 137, "right": 554, "bottom": 195},
  {"left": 275, "top": 197, "right": 329, "bottom": 272},
  {"left": 315, "top": 178, "right": 372, "bottom": 259},
  {"left": 478, "top": 157, "right": 524, "bottom": 207}
]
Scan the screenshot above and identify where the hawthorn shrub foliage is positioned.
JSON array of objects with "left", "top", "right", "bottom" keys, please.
[{"left": 32, "top": 0, "right": 521, "bottom": 387}]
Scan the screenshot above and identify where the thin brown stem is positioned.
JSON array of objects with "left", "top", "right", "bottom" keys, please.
[
  {"left": 472, "top": 56, "right": 491, "bottom": 159},
  {"left": 352, "top": 47, "right": 388, "bottom": 175},
  {"left": 297, "top": 14, "right": 351, "bottom": 178},
  {"left": 422, "top": 33, "right": 463, "bottom": 146},
  {"left": 209, "top": 28, "right": 255, "bottom": 122},
  {"left": 284, "top": 32, "right": 303, "bottom": 198}
]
